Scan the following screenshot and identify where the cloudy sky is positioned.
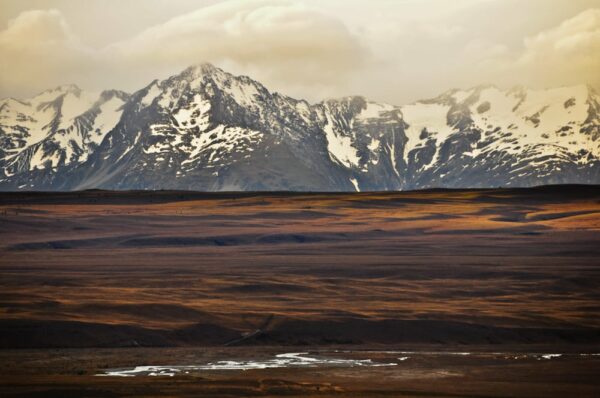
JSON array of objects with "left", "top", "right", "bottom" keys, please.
[{"left": 1, "top": 0, "right": 599, "bottom": 104}]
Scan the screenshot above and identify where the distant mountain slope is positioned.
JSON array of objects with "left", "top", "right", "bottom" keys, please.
[
  {"left": 0, "top": 64, "right": 598, "bottom": 191},
  {"left": 0, "top": 86, "right": 129, "bottom": 183},
  {"left": 402, "top": 84, "right": 600, "bottom": 188}
]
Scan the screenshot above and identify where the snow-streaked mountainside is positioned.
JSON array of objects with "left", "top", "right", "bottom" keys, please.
[
  {"left": 0, "top": 86, "right": 129, "bottom": 180},
  {"left": 0, "top": 63, "right": 598, "bottom": 191}
]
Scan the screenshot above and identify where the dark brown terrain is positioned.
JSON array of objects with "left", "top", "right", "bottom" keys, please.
[{"left": 1, "top": 186, "right": 599, "bottom": 397}]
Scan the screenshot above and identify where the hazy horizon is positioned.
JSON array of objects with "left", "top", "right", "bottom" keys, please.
[{"left": 1, "top": 0, "right": 599, "bottom": 104}]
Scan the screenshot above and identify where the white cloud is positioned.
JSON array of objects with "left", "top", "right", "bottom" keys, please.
[
  {"left": 106, "top": 0, "right": 368, "bottom": 100},
  {"left": 520, "top": 8, "right": 600, "bottom": 74},
  {"left": 0, "top": 9, "right": 70, "bottom": 43},
  {"left": 471, "top": 8, "right": 600, "bottom": 89},
  {"left": 0, "top": 9, "right": 99, "bottom": 96},
  {"left": 0, "top": 1, "right": 368, "bottom": 101},
  {"left": 0, "top": 1, "right": 598, "bottom": 103}
]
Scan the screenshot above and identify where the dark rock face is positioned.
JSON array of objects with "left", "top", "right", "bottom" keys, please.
[{"left": 0, "top": 64, "right": 598, "bottom": 191}]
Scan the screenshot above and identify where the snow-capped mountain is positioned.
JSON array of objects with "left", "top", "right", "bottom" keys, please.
[
  {"left": 402, "top": 84, "right": 599, "bottom": 188},
  {"left": 0, "top": 64, "right": 598, "bottom": 191},
  {"left": 0, "top": 86, "right": 129, "bottom": 180}
]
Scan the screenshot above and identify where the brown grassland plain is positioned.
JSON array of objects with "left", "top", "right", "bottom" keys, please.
[{"left": 0, "top": 186, "right": 599, "bottom": 397}]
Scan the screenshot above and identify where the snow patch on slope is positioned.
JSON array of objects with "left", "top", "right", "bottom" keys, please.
[
  {"left": 358, "top": 102, "right": 395, "bottom": 121},
  {"left": 182, "top": 125, "right": 263, "bottom": 166},
  {"left": 469, "top": 85, "right": 597, "bottom": 158},
  {"left": 58, "top": 91, "right": 97, "bottom": 130},
  {"left": 401, "top": 102, "right": 454, "bottom": 162},
  {"left": 323, "top": 114, "right": 360, "bottom": 168},
  {"left": 141, "top": 83, "right": 161, "bottom": 107},
  {"left": 88, "top": 96, "right": 126, "bottom": 145}
]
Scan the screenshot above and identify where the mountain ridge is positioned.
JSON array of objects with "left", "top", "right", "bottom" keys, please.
[{"left": 1, "top": 63, "right": 598, "bottom": 191}]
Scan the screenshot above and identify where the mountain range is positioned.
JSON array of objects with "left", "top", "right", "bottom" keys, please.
[{"left": 1, "top": 63, "right": 598, "bottom": 191}]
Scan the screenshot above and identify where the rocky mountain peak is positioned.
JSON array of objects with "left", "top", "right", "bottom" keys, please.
[
  {"left": 0, "top": 64, "right": 598, "bottom": 191},
  {"left": 98, "top": 89, "right": 129, "bottom": 103},
  {"left": 33, "top": 84, "right": 82, "bottom": 102}
]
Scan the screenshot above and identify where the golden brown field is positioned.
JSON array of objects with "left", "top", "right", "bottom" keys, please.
[{"left": 1, "top": 186, "right": 599, "bottom": 397}]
